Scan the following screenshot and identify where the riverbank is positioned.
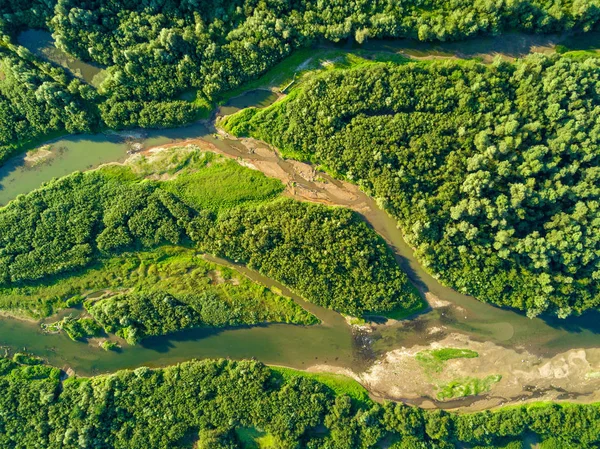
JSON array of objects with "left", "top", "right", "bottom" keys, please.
[
  {"left": 1, "top": 33, "right": 600, "bottom": 411},
  {"left": 309, "top": 333, "right": 600, "bottom": 412}
]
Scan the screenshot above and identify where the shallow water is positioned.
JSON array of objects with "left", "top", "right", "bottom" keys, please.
[
  {"left": 356, "top": 32, "right": 560, "bottom": 62},
  {"left": 1, "top": 117, "right": 596, "bottom": 375},
  {"left": 17, "top": 30, "right": 105, "bottom": 85},
  {"left": 0, "top": 257, "right": 354, "bottom": 376},
  {"left": 0, "top": 134, "right": 129, "bottom": 206},
  {"left": 218, "top": 89, "right": 279, "bottom": 116}
]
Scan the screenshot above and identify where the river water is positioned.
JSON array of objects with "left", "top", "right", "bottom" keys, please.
[
  {"left": 1, "top": 32, "right": 598, "bottom": 388},
  {"left": 17, "top": 30, "right": 105, "bottom": 86}
]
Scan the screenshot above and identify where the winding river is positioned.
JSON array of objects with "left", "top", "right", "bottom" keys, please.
[
  {"left": 0, "top": 31, "right": 599, "bottom": 420},
  {"left": 1, "top": 112, "right": 599, "bottom": 373}
]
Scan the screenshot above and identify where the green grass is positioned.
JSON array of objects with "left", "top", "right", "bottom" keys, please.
[
  {"left": 12, "top": 353, "right": 43, "bottom": 366},
  {"left": 125, "top": 145, "right": 208, "bottom": 177},
  {"left": 437, "top": 374, "right": 502, "bottom": 400},
  {"left": 235, "top": 427, "right": 278, "bottom": 449},
  {"left": 162, "top": 155, "right": 284, "bottom": 212},
  {"left": 270, "top": 366, "right": 370, "bottom": 408},
  {"left": 416, "top": 348, "right": 479, "bottom": 373},
  {"left": 123, "top": 146, "right": 285, "bottom": 213},
  {"left": 216, "top": 48, "right": 319, "bottom": 102},
  {"left": 0, "top": 246, "right": 316, "bottom": 328}
]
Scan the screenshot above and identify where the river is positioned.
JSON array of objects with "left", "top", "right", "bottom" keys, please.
[
  {"left": 1, "top": 114, "right": 599, "bottom": 373},
  {"left": 1, "top": 31, "right": 599, "bottom": 418}
]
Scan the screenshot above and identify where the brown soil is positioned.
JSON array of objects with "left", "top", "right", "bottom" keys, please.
[
  {"left": 139, "top": 136, "right": 365, "bottom": 210},
  {"left": 136, "top": 135, "right": 600, "bottom": 412}
]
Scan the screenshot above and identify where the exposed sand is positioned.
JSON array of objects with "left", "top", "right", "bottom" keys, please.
[
  {"left": 135, "top": 137, "right": 600, "bottom": 412},
  {"left": 311, "top": 333, "right": 600, "bottom": 411},
  {"left": 140, "top": 136, "right": 365, "bottom": 210},
  {"left": 24, "top": 145, "right": 54, "bottom": 166}
]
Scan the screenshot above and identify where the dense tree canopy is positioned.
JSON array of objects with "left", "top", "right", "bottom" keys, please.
[
  {"left": 0, "top": 41, "right": 98, "bottom": 163},
  {"left": 222, "top": 54, "right": 600, "bottom": 317},
  {"left": 0, "top": 356, "right": 598, "bottom": 448},
  {"left": 0, "top": 148, "right": 418, "bottom": 316},
  {"left": 1, "top": 0, "right": 600, "bottom": 160}
]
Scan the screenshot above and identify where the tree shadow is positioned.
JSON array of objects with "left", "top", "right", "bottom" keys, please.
[{"left": 138, "top": 323, "right": 272, "bottom": 353}]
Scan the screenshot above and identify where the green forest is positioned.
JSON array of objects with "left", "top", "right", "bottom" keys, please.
[
  {"left": 0, "top": 147, "right": 419, "bottom": 320},
  {"left": 1, "top": 356, "right": 599, "bottom": 448},
  {"left": 2, "top": 1, "right": 600, "bottom": 163},
  {"left": 222, "top": 54, "right": 600, "bottom": 317},
  {"left": 2, "top": 2, "right": 600, "bottom": 448},
  {"left": 32, "top": 247, "right": 316, "bottom": 343}
]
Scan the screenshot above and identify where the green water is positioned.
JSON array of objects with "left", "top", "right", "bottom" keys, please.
[
  {"left": 0, "top": 134, "right": 129, "bottom": 206},
  {"left": 0, "top": 88, "right": 280, "bottom": 208},
  {"left": 1, "top": 258, "right": 353, "bottom": 376},
  {"left": 17, "top": 29, "right": 105, "bottom": 85},
  {"left": 0, "top": 109, "right": 599, "bottom": 379},
  {"left": 356, "top": 201, "right": 600, "bottom": 357},
  {"left": 218, "top": 89, "right": 279, "bottom": 116},
  {"left": 355, "top": 32, "right": 560, "bottom": 61}
]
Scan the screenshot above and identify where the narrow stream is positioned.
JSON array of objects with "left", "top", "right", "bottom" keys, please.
[
  {"left": 1, "top": 115, "right": 598, "bottom": 377},
  {"left": 17, "top": 30, "right": 105, "bottom": 85},
  {"left": 0, "top": 255, "right": 354, "bottom": 376}
]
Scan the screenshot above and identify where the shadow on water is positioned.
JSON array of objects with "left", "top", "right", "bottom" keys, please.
[
  {"left": 539, "top": 309, "right": 600, "bottom": 335},
  {"left": 17, "top": 29, "right": 105, "bottom": 85},
  {"left": 355, "top": 32, "right": 563, "bottom": 61},
  {"left": 218, "top": 89, "right": 279, "bottom": 116},
  {"left": 0, "top": 133, "right": 129, "bottom": 206},
  {"left": 139, "top": 326, "right": 229, "bottom": 353}
]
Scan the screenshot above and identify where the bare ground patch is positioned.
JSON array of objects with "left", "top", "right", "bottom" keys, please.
[{"left": 358, "top": 333, "right": 600, "bottom": 411}]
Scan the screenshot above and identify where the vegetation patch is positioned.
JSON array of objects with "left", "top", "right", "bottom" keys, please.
[
  {"left": 235, "top": 427, "right": 277, "bottom": 449},
  {"left": 100, "top": 340, "right": 120, "bottom": 351},
  {"left": 271, "top": 367, "right": 371, "bottom": 408},
  {"left": 161, "top": 152, "right": 284, "bottom": 212},
  {"left": 437, "top": 374, "right": 502, "bottom": 400},
  {"left": 416, "top": 348, "right": 479, "bottom": 373},
  {"left": 222, "top": 55, "right": 600, "bottom": 318},
  {"left": 0, "top": 357, "right": 598, "bottom": 448},
  {"left": 12, "top": 353, "right": 43, "bottom": 366},
  {"left": 52, "top": 316, "right": 103, "bottom": 341},
  {"left": 32, "top": 247, "right": 316, "bottom": 343},
  {"left": 0, "top": 146, "right": 419, "bottom": 320}
]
